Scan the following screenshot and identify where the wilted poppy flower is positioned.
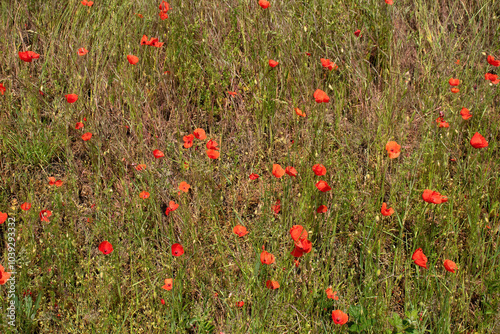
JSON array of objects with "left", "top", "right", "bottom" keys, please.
[
  {"left": 326, "top": 288, "right": 339, "bottom": 300},
  {"left": 266, "top": 280, "right": 280, "bottom": 289},
  {"left": 435, "top": 116, "right": 449, "bottom": 128},
  {"left": 315, "top": 180, "right": 331, "bottom": 192},
  {"left": 193, "top": 128, "right": 206, "bottom": 140},
  {"left": 290, "top": 225, "right": 308, "bottom": 242},
  {"left": 179, "top": 182, "right": 190, "bottom": 193},
  {"left": 295, "top": 108, "right": 306, "bottom": 117},
  {"left": 312, "top": 164, "right": 326, "bottom": 176},
  {"left": 381, "top": 203, "right": 394, "bottom": 216},
  {"left": 19, "top": 51, "right": 40, "bottom": 62},
  {"left": 320, "top": 58, "right": 338, "bottom": 71},
  {"left": 75, "top": 122, "right": 84, "bottom": 129},
  {"left": 135, "top": 164, "right": 147, "bottom": 171},
  {"left": 272, "top": 199, "right": 281, "bottom": 215},
  {"left": 249, "top": 173, "right": 259, "bottom": 180},
  {"left": 21, "top": 202, "right": 31, "bottom": 211},
  {"left": 269, "top": 59, "right": 278, "bottom": 68},
  {"left": 332, "top": 310, "right": 349, "bottom": 325},
  {"left": 39, "top": 209, "right": 52, "bottom": 222},
  {"left": 448, "top": 78, "right": 460, "bottom": 86},
  {"left": 259, "top": 0, "right": 270, "bottom": 9},
  {"left": 313, "top": 89, "right": 329, "bottom": 103},
  {"left": 0, "top": 265, "right": 11, "bottom": 285},
  {"left": 470, "top": 132, "right": 488, "bottom": 148},
  {"left": 422, "top": 189, "right": 447, "bottom": 204},
  {"left": 77, "top": 48, "right": 89, "bottom": 56},
  {"left": 412, "top": 248, "right": 428, "bottom": 268},
  {"left": 385, "top": 141, "right": 401, "bottom": 159},
  {"left": 162, "top": 278, "right": 173, "bottom": 291},
  {"left": 65, "top": 94, "right": 78, "bottom": 103},
  {"left": 317, "top": 205, "right": 328, "bottom": 213},
  {"left": 81, "top": 0, "right": 93, "bottom": 6},
  {"left": 460, "top": 107, "right": 472, "bottom": 120},
  {"left": 207, "top": 149, "right": 220, "bottom": 159},
  {"left": 236, "top": 301, "right": 245, "bottom": 307},
  {"left": 81, "top": 132, "right": 92, "bottom": 141},
  {"left": 98, "top": 240, "right": 114, "bottom": 255},
  {"left": 171, "top": 243, "right": 184, "bottom": 256},
  {"left": 183, "top": 134, "right": 194, "bottom": 148},
  {"left": 153, "top": 149, "right": 164, "bottom": 158},
  {"left": 165, "top": 201, "right": 179, "bottom": 215},
  {"left": 443, "top": 259, "right": 457, "bottom": 273},
  {"left": 451, "top": 87, "right": 459, "bottom": 93},
  {"left": 206, "top": 139, "right": 219, "bottom": 150},
  {"left": 285, "top": 166, "right": 297, "bottom": 177},
  {"left": 139, "top": 191, "right": 150, "bottom": 199},
  {"left": 487, "top": 55, "right": 500, "bottom": 67},
  {"left": 0, "top": 212, "right": 7, "bottom": 224},
  {"left": 233, "top": 225, "right": 249, "bottom": 237},
  {"left": 0, "top": 83, "right": 6, "bottom": 95},
  {"left": 127, "top": 55, "right": 139, "bottom": 65},
  {"left": 354, "top": 29, "right": 361, "bottom": 37},
  {"left": 260, "top": 249, "right": 275, "bottom": 265},
  {"left": 272, "top": 164, "right": 285, "bottom": 178}
]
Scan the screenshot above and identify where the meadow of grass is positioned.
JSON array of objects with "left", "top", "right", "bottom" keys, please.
[{"left": 1, "top": 0, "right": 500, "bottom": 332}]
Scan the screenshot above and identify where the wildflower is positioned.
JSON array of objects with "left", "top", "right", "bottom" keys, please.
[
  {"left": 385, "top": 141, "right": 401, "bottom": 159},
  {"left": 315, "top": 180, "right": 331, "bottom": 192},
  {"left": 320, "top": 58, "right": 338, "bottom": 71},
  {"left": 0, "top": 265, "right": 12, "bottom": 285},
  {"left": 412, "top": 248, "right": 428, "bottom": 269},
  {"left": 193, "top": 128, "right": 207, "bottom": 140},
  {"left": 233, "top": 225, "right": 249, "bottom": 237},
  {"left": 21, "top": 202, "right": 31, "bottom": 211},
  {"left": 326, "top": 288, "right": 339, "bottom": 300},
  {"left": 443, "top": 259, "right": 457, "bottom": 273},
  {"left": 269, "top": 59, "right": 279, "bottom": 68},
  {"left": 470, "top": 132, "right": 488, "bottom": 148},
  {"left": 207, "top": 149, "right": 220, "bottom": 159},
  {"left": 77, "top": 48, "right": 89, "bottom": 56},
  {"left": 81, "top": 0, "right": 93, "bottom": 6},
  {"left": 487, "top": 55, "right": 500, "bottom": 67},
  {"left": 165, "top": 201, "right": 179, "bottom": 215},
  {"left": 249, "top": 173, "right": 259, "bottom": 180},
  {"left": 260, "top": 249, "right": 275, "bottom": 265},
  {"left": 312, "top": 164, "right": 326, "bottom": 176},
  {"left": 135, "top": 164, "right": 147, "bottom": 171},
  {"left": 171, "top": 243, "right": 184, "bottom": 256},
  {"left": 81, "top": 132, "right": 92, "bottom": 141},
  {"left": 317, "top": 205, "right": 328, "bottom": 213},
  {"left": 435, "top": 116, "right": 449, "bottom": 128},
  {"left": 272, "top": 199, "right": 281, "bottom": 215},
  {"left": 313, "top": 89, "right": 329, "bottom": 103},
  {"left": 65, "top": 94, "right": 78, "bottom": 103},
  {"left": 183, "top": 134, "right": 194, "bottom": 148},
  {"left": 162, "top": 278, "right": 173, "bottom": 291},
  {"left": 354, "top": 29, "right": 361, "bottom": 37},
  {"left": 285, "top": 166, "right": 297, "bottom": 177},
  {"left": 0, "top": 212, "right": 7, "bottom": 224},
  {"left": 237, "top": 301, "right": 245, "bottom": 307},
  {"left": 380, "top": 203, "right": 394, "bottom": 216},
  {"left": 422, "top": 189, "right": 447, "bottom": 204},
  {"left": 178, "top": 182, "right": 190, "bottom": 193},
  {"left": 272, "top": 164, "right": 285, "bottom": 178},
  {"left": 460, "top": 108, "right": 472, "bottom": 120},
  {"left": 259, "top": 0, "right": 270, "bottom": 9},
  {"left": 139, "top": 191, "right": 150, "bottom": 199},
  {"left": 75, "top": 122, "right": 84, "bottom": 129},
  {"left": 266, "top": 280, "right": 280, "bottom": 289},
  {"left": 153, "top": 149, "right": 164, "bottom": 158},
  {"left": 39, "top": 210, "right": 52, "bottom": 222},
  {"left": 332, "top": 310, "right": 349, "bottom": 325},
  {"left": 295, "top": 108, "right": 306, "bottom": 117},
  {"left": 18, "top": 51, "right": 40, "bottom": 62},
  {"left": 98, "top": 241, "right": 113, "bottom": 255},
  {"left": 0, "top": 83, "right": 6, "bottom": 95},
  {"left": 448, "top": 78, "right": 460, "bottom": 86},
  {"left": 127, "top": 55, "right": 139, "bottom": 65}
]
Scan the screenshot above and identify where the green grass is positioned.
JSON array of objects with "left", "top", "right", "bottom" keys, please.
[{"left": 1, "top": 0, "right": 500, "bottom": 332}]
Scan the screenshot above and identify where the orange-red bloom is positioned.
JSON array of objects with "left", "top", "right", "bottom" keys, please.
[
  {"left": 272, "top": 199, "right": 281, "bottom": 215},
  {"left": 381, "top": 203, "right": 394, "bottom": 216},
  {"left": 81, "top": 132, "right": 92, "bottom": 141},
  {"left": 470, "top": 132, "right": 488, "bottom": 148},
  {"left": 249, "top": 173, "right": 259, "bottom": 180},
  {"left": 139, "top": 191, "right": 150, "bottom": 199},
  {"left": 448, "top": 78, "right": 460, "bottom": 86},
  {"left": 451, "top": 87, "right": 459, "bottom": 93},
  {"left": 435, "top": 116, "right": 449, "bottom": 128},
  {"left": 171, "top": 243, "right": 184, "bottom": 256},
  {"left": 39, "top": 209, "right": 52, "bottom": 222},
  {"left": 326, "top": 288, "right": 339, "bottom": 300},
  {"left": 290, "top": 225, "right": 308, "bottom": 243},
  {"left": 207, "top": 149, "right": 220, "bottom": 159},
  {"left": 260, "top": 250, "right": 275, "bottom": 265},
  {"left": 443, "top": 259, "right": 457, "bottom": 273},
  {"left": 98, "top": 241, "right": 113, "bottom": 255},
  {"left": 193, "top": 128, "right": 206, "bottom": 140},
  {"left": 179, "top": 181, "right": 190, "bottom": 193},
  {"left": 259, "top": 0, "right": 270, "bottom": 9},
  {"left": 153, "top": 149, "right": 164, "bottom": 158},
  {"left": 19, "top": 51, "right": 40, "bottom": 62},
  {"left": 385, "top": 141, "right": 401, "bottom": 159},
  {"left": 75, "top": 122, "right": 84, "bottom": 129},
  {"left": 312, "top": 164, "right": 326, "bottom": 176},
  {"left": 206, "top": 139, "right": 219, "bottom": 150},
  {"left": 485, "top": 73, "right": 499, "bottom": 83},
  {"left": 81, "top": 0, "right": 93, "bottom": 6},
  {"left": 272, "top": 164, "right": 285, "bottom": 178},
  {"left": 295, "top": 108, "right": 306, "bottom": 117},
  {"left": 269, "top": 59, "right": 279, "bottom": 68},
  {"left": 317, "top": 205, "right": 328, "bottom": 213},
  {"left": 313, "top": 89, "right": 330, "bottom": 103},
  {"left": 162, "top": 278, "right": 173, "bottom": 291},
  {"left": 422, "top": 189, "right": 447, "bottom": 204},
  {"left": 332, "top": 310, "right": 349, "bottom": 325},
  {"left": 315, "top": 180, "right": 331, "bottom": 192},
  {"left": 412, "top": 248, "right": 428, "bottom": 269},
  {"left": 285, "top": 166, "right": 297, "bottom": 177},
  {"left": 183, "top": 134, "right": 194, "bottom": 148},
  {"left": 354, "top": 29, "right": 361, "bottom": 37},
  {"left": 0, "top": 83, "right": 5, "bottom": 95},
  {"left": 320, "top": 58, "right": 338, "bottom": 71},
  {"left": 135, "top": 164, "right": 147, "bottom": 171},
  {"left": 227, "top": 91, "right": 237, "bottom": 96},
  {"left": 460, "top": 107, "right": 472, "bottom": 120},
  {"left": 77, "top": 48, "right": 89, "bottom": 56},
  {"left": 0, "top": 264, "right": 11, "bottom": 285},
  {"left": 385, "top": 0, "right": 393, "bottom": 4},
  {"left": 266, "top": 280, "right": 280, "bottom": 289},
  {"left": 487, "top": 55, "right": 500, "bottom": 67},
  {"left": 233, "top": 225, "right": 249, "bottom": 237},
  {"left": 21, "top": 202, "right": 31, "bottom": 211},
  {"left": 165, "top": 201, "right": 179, "bottom": 215},
  {"left": 0, "top": 212, "right": 7, "bottom": 224},
  {"left": 65, "top": 94, "right": 78, "bottom": 103},
  {"left": 127, "top": 55, "right": 139, "bottom": 65}
]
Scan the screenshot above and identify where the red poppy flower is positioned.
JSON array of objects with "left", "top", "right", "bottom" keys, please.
[
  {"left": 55, "top": 180, "right": 63, "bottom": 187},
  {"left": 460, "top": 107, "right": 472, "bottom": 120},
  {"left": 165, "top": 201, "right": 179, "bottom": 215},
  {"left": 332, "top": 310, "right": 349, "bottom": 325},
  {"left": 354, "top": 29, "right": 361, "bottom": 37},
  {"left": 299, "top": 239, "right": 312, "bottom": 253},
  {"left": 448, "top": 78, "right": 460, "bottom": 86},
  {"left": 260, "top": 250, "right": 275, "bottom": 264},
  {"left": 385, "top": 141, "right": 401, "bottom": 159},
  {"left": 135, "top": 164, "right": 147, "bottom": 171},
  {"left": 317, "top": 205, "right": 327, "bottom": 213},
  {"left": 290, "top": 225, "right": 308, "bottom": 242},
  {"left": 451, "top": 87, "right": 459, "bottom": 93},
  {"left": 443, "top": 259, "right": 457, "bottom": 273},
  {"left": 127, "top": 55, "right": 139, "bottom": 65},
  {"left": 326, "top": 288, "right": 339, "bottom": 300},
  {"left": 435, "top": 117, "right": 449, "bottom": 128},
  {"left": 207, "top": 149, "right": 220, "bottom": 159},
  {"left": 312, "top": 164, "right": 326, "bottom": 176},
  {"left": 65, "top": 94, "right": 78, "bottom": 103},
  {"left": 171, "top": 243, "right": 184, "bottom": 256},
  {"left": 269, "top": 59, "right": 279, "bottom": 68},
  {"left": 487, "top": 55, "right": 500, "bottom": 67},
  {"left": 259, "top": 0, "right": 270, "bottom": 9},
  {"left": 272, "top": 199, "right": 281, "bottom": 215},
  {"left": 0, "top": 83, "right": 6, "bottom": 95},
  {"left": 285, "top": 166, "right": 297, "bottom": 177},
  {"left": 98, "top": 241, "right": 113, "bottom": 255},
  {"left": 206, "top": 139, "right": 219, "bottom": 150},
  {"left": 0, "top": 265, "right": 12, "bottom": 285},
  {"left": 81, "top": 132, "right": 92, "bottom": 141},
  {"left": 48, "top": 177, "right": 56, "bottom": 185},
  {"left": 136, "top": 13, "right": 143, "bottom": 18},
  {"left": 81, "top": 0, "right": 93, "bottom": 6},
  {"left": 140, "top": 35, "right": 149, "bottom": 45},
  {"left": 159, "top": 1, "right": 170, "bottom": 11},
  {"left": 159, "top": 11, "right": 169, "bottom": 20},
  {"left": 77, "top": 48, "right": 89, "bottom": 56},
  {"left": 193, "top": 128, "right": 207, "bottom": 140},
  {"left": 179, "top": 182, "right": 190, "bottom": 193},
  {"left": 470, "top": 132, "right": 488, "bottom": 148},
  {"left": 381, "top": 203, "right": 394, "bottom": 216},
  {"left": 412, "top": 248, "right": 428, "bottom": 269},
  {"left": 272, "top": 164, "right": 285, "bottom": 178},
  {"left": 75, "top": 122, "right": 84, "bottom": 129},
  {"left": 295, "top": 108, "right": 306, "bottom": 117},
  {"left": 237, "top": 301, "right": 245, "bottom": 307},
  {"left": 290, "top": 246, "right": 304, "bottom": 258},
  {"left": 21, "top": 202, "right": 31, "bottom": 211},
  {"left": 249, "top": 173, "right": 259, "bottom": 180},
  {"left": 266, "top": 280, "right": 280, "bottom": 289},
  {"left": 139, "top": 191, "right": 150, "bottom": 199},
  {"left": 422, "top": 189, "right": 447, "bottom": 204},
  {"left": 305, "top": 52, "right": 311, "bottom": 56},
  {"left": 233, "top": 225, "right": 249, "bottom": 237},
  {"left": 315, "top": 180, "right": 331, "bottom": 192},
  {"left": 313, "top": 89, "right": 330, "bottom": 103},
  {"left": 227, "top": 91, "right": 237, "bottom": 96},
  {"left": 0, "top": 212, "right": 7, "bottom": 224},
  {"left": 18, "top": 51, "right": 40, "bottom": 62},
  {"left": 153, "top": 149, "right": 164, "bottom": 158},
  {"left": 162, "top": 278, "right": 173, "bottom": 291},
  {"left": 39, "top": 210, "right": 52, "bottom": 222},
  {"left": 485, "top": 73, "right": 498, "bottom": 82},
  {"left": 183, "top": 134, "right": 194, "bottom": 148},
  {"left": 320, "top": 58, "right": 338, "bottom": 71}
]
